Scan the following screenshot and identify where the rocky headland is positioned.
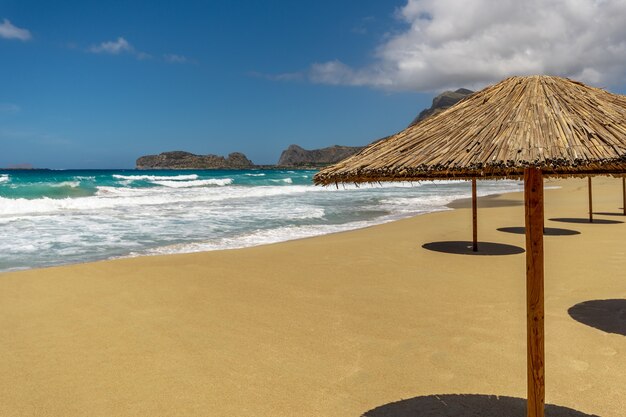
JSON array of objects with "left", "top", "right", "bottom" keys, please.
[
  {"left": 274, "top": 88, "right": 473, "bottom": 167},
  {"left": 276, "top": 144, "right": 365, "bottom": 167},
  {"left": 409, "top": 88, "right": 474, "bottom": 126}
]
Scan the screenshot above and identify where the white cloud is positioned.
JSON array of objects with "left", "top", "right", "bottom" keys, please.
[
  {"left": 0, "top": 18, "right": 31, "bottom": 41},
  {"left": 89, "top": 37, "right": 133, "bottom": 54},
  {"left": 137, "top": 52, "right": 153, "bottom": 60},
  {"left": 304, "top": 0, "right": 626, "bottom": 91},
  {"left": 88, "top": 38, "right": 184, "bottom": 63},
  {"left": 163, "top": 54, "right": 188, "bottom": 63}
]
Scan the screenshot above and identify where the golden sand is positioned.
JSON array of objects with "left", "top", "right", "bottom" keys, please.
[{"left": 1, "top": 177, "right": 625, "bottom": 416}]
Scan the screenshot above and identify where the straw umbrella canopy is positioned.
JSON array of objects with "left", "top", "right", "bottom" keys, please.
[{"left": 314, "top": 75, "right": 626, "bottom": 417}]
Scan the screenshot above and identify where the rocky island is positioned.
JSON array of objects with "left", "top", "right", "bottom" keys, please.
[{"left": 136, "top": 151, "right": 254, "bottom": 170}]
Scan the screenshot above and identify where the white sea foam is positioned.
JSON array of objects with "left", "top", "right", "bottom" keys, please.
[
  {"left": 143, "top": 221, "right": 379, "bottom": 256},
  {"left": 150, "top": 178, "right": 233, "bottom": 188},
  {"left": 381, "top": 192, "right": 465, "bottom": 211},
  {"left": 95, "top": 186, "right": 152, "bottom": 196},
  {"left": 0, "top": 184, "right": 321, "bottom": 216},
  {"left": 245, "top": 173, "right": 266, "bottom": 177},
  {"left": 0, "top": 175, "right": 526, "bottom": 273},
  {"left": 51, "top": 181, "right": 81, "bottom": 188},
  {"left": 0, "top": 174, "right": 9, "bottom": 183},
  {"left": 0, "top": 181, "right": 488, "bottom": 218},
  {"left": 270, "top": 178, "right": 293, "bottom": 184},
  {"left": 113, "top": 174, "right": 199, "bottom": 181}
]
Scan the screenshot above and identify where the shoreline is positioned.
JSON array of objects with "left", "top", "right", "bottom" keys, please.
[
  {"left": 3, "top": 170, "right": 524, "bottom": 273},
  {"left": 1, "top": 177, "right": 625, "bottom": 417},
  {"left": 446, "top": 192, "right": 522, "bottom": 209},
  {"left": 1, "top": 183, "right": 522, "bottom": 275}
]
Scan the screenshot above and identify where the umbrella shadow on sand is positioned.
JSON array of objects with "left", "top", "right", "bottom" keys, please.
[
  {"left": 549, "top": 217, "right": 624, "bottom": 224},
  {"left": 497, "top": 227, "right": 581, "bottom": 236},
  {"left": 422, "top": 241, "right": 524, "bottom": 255},
  {"left": 568, "top": 299, "right": 626, "bottom": 336},
  {"left": 361, "top": 394, "right": 598, "bottom": 417},
  {"left": 593, "top": 211, "right": 626, "bottom": 216}
]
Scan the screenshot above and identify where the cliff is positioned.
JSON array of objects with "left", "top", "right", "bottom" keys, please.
[
  {"left": 275, "top": 88, "right": 472, "bottom": 167},
  {"left": 409, "top": 88, "right": 474, "bottom": 126},
  {"left": 277, "top": 144, "right": 365, "bottom": 167},
  {"left": 136, "top": 151, "right": 254, "bottom": 170}
]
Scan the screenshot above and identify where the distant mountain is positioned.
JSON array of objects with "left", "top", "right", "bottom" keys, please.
[
  {"left": 276, "top": 88, "right": 473, "bottom": 167},
  {"left": 409, "top": 88, "right": 474, "bottom": 126},
  {"left": 136, "top": 151, "right": 254, "bottom": 169},
  {"left": 277, "top": 144, "right": 365, "bottom": 167}
]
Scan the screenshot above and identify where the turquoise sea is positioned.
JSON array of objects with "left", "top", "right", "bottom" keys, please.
[{"left": 0, "top": 169, "right": 524, "bottom": 272}]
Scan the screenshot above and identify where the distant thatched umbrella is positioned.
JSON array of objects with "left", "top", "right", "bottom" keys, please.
[
  {"left": 587, "top": 177, "right": 593, "bottom": 223},
  {"left": 315, "top": 75, "right": 626, "bottom": 417},
  {"left": 623, "top": 177, "right": 626, "bottom": 215},
  {"left": 588, "top": 176, "right": 626, "bottom": 221}
]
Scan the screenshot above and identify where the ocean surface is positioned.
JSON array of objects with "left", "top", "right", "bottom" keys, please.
[{"left": 0, "top": 169, "right": 524, "bottom": 272}]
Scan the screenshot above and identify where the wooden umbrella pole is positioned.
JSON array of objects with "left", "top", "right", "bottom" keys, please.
[
  {"left": 472, "top": 178, "right": 478, "bottom": 252},
  {"left": 587, "top": 177, "right": 593, "bottom": 223},
  {"left": 524, "top": 167, "right": 545, "bottom": 417},
  {"left": 622, "top": 177, "right": 625, "bottom": 216}
]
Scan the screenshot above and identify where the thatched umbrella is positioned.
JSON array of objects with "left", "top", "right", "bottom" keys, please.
[{"left": 314, "top": 75, "right": 626, "bottom": 417}]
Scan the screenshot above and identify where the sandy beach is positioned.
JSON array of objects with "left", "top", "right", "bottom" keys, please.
[{"left": 1, "top": 177, "right": 625, "bottom": 416}]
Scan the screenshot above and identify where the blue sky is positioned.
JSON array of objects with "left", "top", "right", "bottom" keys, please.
[
  {"left": 2, "top": 0, "right": 626, "bottom": 168},
  {"left": 0, "top": 0, "right": 427, "bottom": 168}
]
